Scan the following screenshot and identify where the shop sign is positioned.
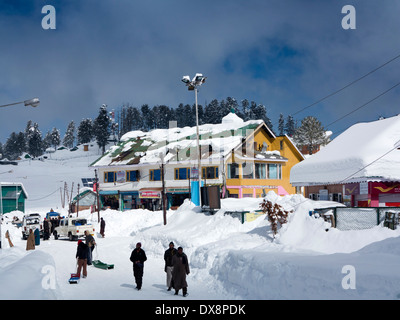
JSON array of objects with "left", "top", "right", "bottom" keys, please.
[
  {"left": 167, "top": 188, "right": 189, "bottom": 194},
  {"left": 344, "top": 183, "right": 359, "bottom": 195},
  {"left": 117, "top": 170, "right": 126, "bottom": 183},
  {"left": 359, "top": 181, "right": 369, "bottom": 195},
  {"left": 139, "top": 191, "right": 161, "bottom": 199},
  {"left": 190, "top": 167, "right": 199, "bottom": 179},
  {"left": 371, "top": 182, "right": 400, "bottom": 194}
]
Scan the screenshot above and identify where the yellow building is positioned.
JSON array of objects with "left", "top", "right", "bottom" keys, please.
[{"left": 224, "top": 121, "right": 304, "bottom": 198}]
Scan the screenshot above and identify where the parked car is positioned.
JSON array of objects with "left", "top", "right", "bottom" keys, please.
[
  {"left": 22, "top": 213, "right": 43, "bottom": 239},
  {"left": 54, "top": 217, "right": 95, "bottom": 241}
]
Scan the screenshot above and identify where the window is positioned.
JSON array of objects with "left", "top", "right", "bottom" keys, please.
[
  {"left": 126, "top": 170, "right": 139, "bottom": 182},
  {"left": 175, "top": 168, "right": 190, "bottom": 180},
  {"left": 242, "top": 162, "right": 253, "bottom": 179},
  {"left": 267, "top": 164, "right": 282, "bottom": 179},
  {"left": 255, "top": 163, "right": 266, "bottom": 179},
  {"left": 150, "top": 169, "right": 161, "bottom": 181},
  {"left": 202, "top": 166, "right": 219, "bottom": 179},
  {"left": 104, "top": 171, "right": 116, "bottom": 183},
  {"left": 227, "top": 163, "right": 239, "bottom": 179}
]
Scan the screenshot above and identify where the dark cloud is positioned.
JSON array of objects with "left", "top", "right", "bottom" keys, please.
[{"left": 0, "top": 0, "right": 399, "bottom": 142}]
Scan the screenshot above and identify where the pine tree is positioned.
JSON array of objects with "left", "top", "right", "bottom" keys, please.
[
  {"left": 93, "top": 104, "right": 111, "bottom": 154},
  {"left": 27, "top": 123, "right": 44, "bottom": 157},
  {"left": 4, "top": 132, "right": 22, "bottom": 160},
  {"left": 141, "top": 104, "right": 153, "bottom": 131},
  {"left": 293, "top": 116, "right": 329, "bottom": 155},
  {"left": 278, "top": 113, "right": 285, "bottom": 136},
  {"left": 63, "top": 121, "right": 75, "bottom": 148},
  {"left": 77, "top": 118, "right": 93, "bottom": 144},
  {"left": 50, "top": 127, "right": 61, "bottom": 150},
  {"left": 285, "top": 115, "right": 296, "bottom": 137},
  {"left": 241, "top": 99, "right": 250, "bottom": 121}
]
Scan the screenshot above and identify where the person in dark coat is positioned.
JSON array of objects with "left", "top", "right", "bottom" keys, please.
[
  {"left": 100, "top": 217, "right": 105, "bottom": 238},
  {"left": 34, "top": 227, "right": 40, "bottom": 246},
  {"left": 172, "top": 247, "right": 190, "bottom": 297},
  {"left": 164, "top": 241, "right": 177, "bottom": 291},
  {"left": 43, "top": 218, "right": 50, "bottom": 240},
  {"left": 76, "top": 240, "right": 88, "bottom": 278},
  {"left": 130, "top": 242, "right": 147, "bottom": 290}
]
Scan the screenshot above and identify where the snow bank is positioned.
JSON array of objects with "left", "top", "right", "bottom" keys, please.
[{"left": 0, "top": 248, "right": 58, "bottom": 299}]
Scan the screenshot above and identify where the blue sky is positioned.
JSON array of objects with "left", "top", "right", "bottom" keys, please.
[{"left": 1, "top": 0, "right": 400, "bottom": 142}]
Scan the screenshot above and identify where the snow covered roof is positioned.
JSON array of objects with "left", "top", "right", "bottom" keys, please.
[
  {"left": 90, "top": 112, "right": 266, "bottom": 167},
  {"left": 290, "top": 115, "right": 400, "bottom": 185}
]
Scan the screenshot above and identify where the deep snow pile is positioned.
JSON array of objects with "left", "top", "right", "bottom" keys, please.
[
  {"left": 2, "top": 191, "right": 400, "bottom": 300},
  {"left": 1, "top": 144, "right": 400, "bottom": 300}
]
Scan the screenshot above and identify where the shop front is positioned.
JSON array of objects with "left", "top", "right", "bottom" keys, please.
[
  {"left": 344, "top": 181, "right": 400, "bottom": 207},
  {"left": 120, "top": 191, "right": 140, "bottom": 210},
  {"left": 99, "top": 190, "right": 120, "bottom": 210},
  {"left": 166, "top": 187, "right": 191, "bottom": 209},
  {"left": 139, "top": 189, "right": 162, "bottom": 211}
]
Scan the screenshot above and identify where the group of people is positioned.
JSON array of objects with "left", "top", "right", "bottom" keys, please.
[{"left": 129, "top": 241, "right": 190, "bottom": 297}]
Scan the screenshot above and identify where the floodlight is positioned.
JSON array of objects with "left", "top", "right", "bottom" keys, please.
[{"left": 24, "top": 98, "right": 40, "bottom": 107}]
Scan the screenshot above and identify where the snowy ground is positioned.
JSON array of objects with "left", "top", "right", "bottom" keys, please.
[{"left": 1, "top": 145, "right": 400, "bottom": 300}]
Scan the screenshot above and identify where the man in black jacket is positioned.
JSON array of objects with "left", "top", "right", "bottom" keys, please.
[
  {"left": 164, "top": 241, "right": 177, "bottom": 291},
  {"left": 76, "top": 240, "right": 88, "bottom": 278},
  {"left": 130, "top": 242, "right": 147, "bottom": 290}
]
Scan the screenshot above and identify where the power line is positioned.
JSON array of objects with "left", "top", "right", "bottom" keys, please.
[
  {"left": 325, "top": 80, "right": 400, "bottom": 129},
  {"left": 291, "top": 52, "right": 400, "bottom": 117}
]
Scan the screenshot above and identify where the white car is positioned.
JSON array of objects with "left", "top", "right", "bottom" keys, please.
[
  {"left": 54, "top": 217, "right": 95, "bottom": 241},
  {"left": 22, "top": 213, "right": 43, "bottom": 240}
]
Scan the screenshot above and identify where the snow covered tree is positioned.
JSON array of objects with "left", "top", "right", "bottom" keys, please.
[
  {"left": 241, "top": 99, "right": 250, "bottom": 121},
  {"left": 49, "top": 127, "right": 61, "bottom": 150},
  {"left": 4, "top": 132, "right": 25, "bottom": 160},
  {"left": 27, "top": 122, "right": 44, "bottom": 157},
  {"left": 93, "top": 104, "right": 111, "bottom": 154},
  {"left": 63, "top": 121, "right": 75, "bottom": 148},
  {"left": 293, "top": 116, "right": 329, "bottom": 155},
  {"left": 77, "top": 118, "right": 93, "bottom": 144}
]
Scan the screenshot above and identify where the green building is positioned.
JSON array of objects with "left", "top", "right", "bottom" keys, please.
[{"left": 0, "top": 183, "right": 28, "bottom": 214}]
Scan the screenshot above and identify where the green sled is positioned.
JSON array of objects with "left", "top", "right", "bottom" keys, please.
[{"left": 93, "top": 260, "right": 114, "bottom": 270}]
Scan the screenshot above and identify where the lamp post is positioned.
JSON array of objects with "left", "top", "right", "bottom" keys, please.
[
  {"left": 0, "top": 98, "right": 40, "bottom": 108},
  {"left": 0, "top": 97, "right": 39, "bottom": 248},
  {"left": 181, "top": 73, "right": 206, "bottom": 207}
]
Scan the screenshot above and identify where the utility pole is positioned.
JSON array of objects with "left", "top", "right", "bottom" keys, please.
[
  {"left": 76, "top": 183, "right": 80, "bottom": 217},
  {"left": 160, "top": 155, "right": 167, "bottom": 225},
  {"left": 94, "top": 169, "right": 100, "bottom": 222}
]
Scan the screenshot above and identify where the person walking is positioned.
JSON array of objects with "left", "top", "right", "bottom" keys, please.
[
  {"left": 76, "top": 240, "right": 88, "bottom": 278},
  {"left": 172, "top": 246, "right": 190, "bottom": 297},
  {"left": 130, "top": 242, "right": 147, "bottom": 290},
  {"left": 26, "top": 229, "right": 35, "bottom": 251},
  {"left": 43, "top": 218, "right": 50, "bottom": 240},
  {"left": 100, "top": 217, "right": 105, "bottom": 238},
  {"left": 164, "top": 241, "right": 177, "bottom": 291},
  {"left": 84, "top": 230, "right": 96, "bottom": 265}
]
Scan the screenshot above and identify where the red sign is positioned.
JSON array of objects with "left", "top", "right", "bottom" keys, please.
[
  {"left": 370, "top": 182, "right": 400, "bottom": 195},
  {"left": 139, "top": 191, "right": 161, "bottom": 199}
]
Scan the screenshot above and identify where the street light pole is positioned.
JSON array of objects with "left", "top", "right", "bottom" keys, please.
[
  {"left": 181, "top": 74, "right": 206, "bottom": 207},
  {"left": 0, "top": 97, "right": 40, "bottom": 249}
]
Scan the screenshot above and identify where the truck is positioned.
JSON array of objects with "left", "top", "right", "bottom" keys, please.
[
  {"left": 22, "top": 213, "right": 43, "bottom": 240},
  {"left": 54, "top": 217, "right": 95, "bottom": 241}
]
